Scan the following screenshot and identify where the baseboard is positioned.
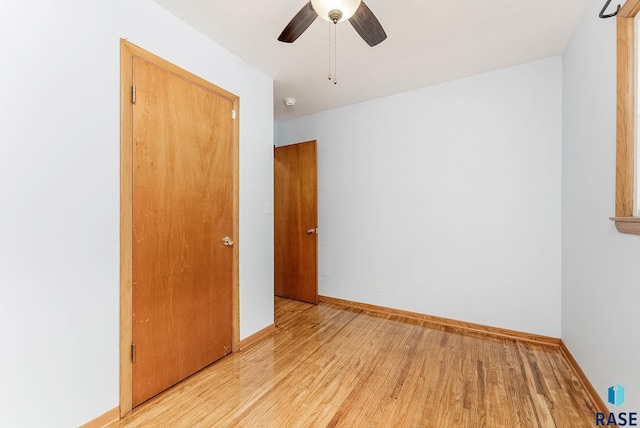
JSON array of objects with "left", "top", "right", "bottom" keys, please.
[
  {"left": 80, "top": 406, "right": 119, "bottom": 428},
  {"left": 559, "top": 340, "right": 609, "bottom": 415},
  {"left": 318, "top": 295, "right": 561, "bottom": 347},
  {"left": 239, "top": 323, "right": 276, "bottom": 351}
]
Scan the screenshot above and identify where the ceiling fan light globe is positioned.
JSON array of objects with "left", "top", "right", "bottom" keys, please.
[{"left": 311, "top": 0, "right": 362, "bottom": 22}]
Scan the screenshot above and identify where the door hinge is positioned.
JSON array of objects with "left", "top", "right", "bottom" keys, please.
[
  {"left": 132, "top": 86, "right": 136, "bottom": 104},
  {"left": 231, "top": 109, "right": 237, "bottom": 120},
  {"left": 131, "top": 343, "right": 136, "bottom": 363}
]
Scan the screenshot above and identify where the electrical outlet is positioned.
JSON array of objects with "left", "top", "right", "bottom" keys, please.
[{"left": 375, "top": 281, "right": 383, "bottom": 293}]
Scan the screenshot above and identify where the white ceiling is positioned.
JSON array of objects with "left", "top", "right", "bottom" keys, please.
[{"left": 152, "top": 0, "right": 589, "bottom": 121}]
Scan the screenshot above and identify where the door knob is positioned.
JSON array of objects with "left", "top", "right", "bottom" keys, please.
[
  {"left": 222, "top": 236, "right": 234, "bottom": 246},
  {"left": 307, "top": 228, "right": 318, "bottom": 234}
]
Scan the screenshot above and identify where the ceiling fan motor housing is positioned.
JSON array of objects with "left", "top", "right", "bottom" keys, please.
[{"left": 311, "top": 0, "right": 362, "bottom": 22}]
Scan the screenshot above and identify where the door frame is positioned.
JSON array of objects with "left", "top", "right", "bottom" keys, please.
[{"left": 119, "top": 39, "right": 240, "bottom": 417}]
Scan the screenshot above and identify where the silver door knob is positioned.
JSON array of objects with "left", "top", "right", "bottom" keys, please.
[
  {"left": 307, "top": 228, "right": 318, "bottom": 234},
  {"left": 222, "top": 236, "right": 234, "bottom": 246}
]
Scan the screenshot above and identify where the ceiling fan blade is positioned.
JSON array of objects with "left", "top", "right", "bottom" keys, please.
[
  {"left": 278, "top": 1, "right": 318, "bottom": 43},
  {"left": 348, "top": 1, "right": 387, "bottom": 47}
]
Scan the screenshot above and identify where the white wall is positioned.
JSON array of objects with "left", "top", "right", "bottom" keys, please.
[
  {"left": 276, "top": 57, "right": 563, "bottom": 337},
  {"left": 0, "top": 1, "right": 273, "bottom": 426},
  {"left": 562, "top": 0, "right": 640, "bottom": 410}
]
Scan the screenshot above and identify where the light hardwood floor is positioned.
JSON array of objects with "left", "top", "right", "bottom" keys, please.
[{"left": 112, "top": 297, "right": 596, "bottom": 427}]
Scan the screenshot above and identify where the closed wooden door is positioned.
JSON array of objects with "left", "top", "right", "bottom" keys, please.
[
  {"left": 131, "top": 56, "right": 234, "bottom": 406},
  {"left": 274, "top": 141, "right": 318, "bottom": 304}
]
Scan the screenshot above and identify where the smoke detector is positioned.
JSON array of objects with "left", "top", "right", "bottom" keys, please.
[{"left": 284, "top": 98, "right": 296, "bottom": 106}]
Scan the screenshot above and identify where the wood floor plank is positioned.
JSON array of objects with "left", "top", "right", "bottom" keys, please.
[{"left": 111, "top": 297, "right": 596, "bottom": 427}]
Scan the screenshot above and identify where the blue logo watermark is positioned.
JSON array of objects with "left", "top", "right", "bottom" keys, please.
[
  {"left": 595, "top": 383, "right": 637, "bottom": 426},
  {"left": 609, "top": 384, "right": 626, "bottom": 408}
]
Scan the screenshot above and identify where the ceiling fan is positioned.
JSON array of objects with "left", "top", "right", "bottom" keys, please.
[{"left": 278, "top": 0, "right": 387, "bottom": 47}]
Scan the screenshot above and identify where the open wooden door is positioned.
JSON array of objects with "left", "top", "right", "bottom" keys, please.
[
  {"left": 274, "top": 140, "right": 318, "bottom": 304},
  {"left": 121, "top": 40, "right": 239, "bottom": 410}
]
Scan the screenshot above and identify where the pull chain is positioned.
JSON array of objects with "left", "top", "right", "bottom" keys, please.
[
  {"left": 328, "top": 22, "right": 332, "bottom": 81},
  {"left": 327, "top": 22, "right": 338, "bottom": 85},
  {"left": 333, "top": 22, "right": 337, "bottom": 84}
]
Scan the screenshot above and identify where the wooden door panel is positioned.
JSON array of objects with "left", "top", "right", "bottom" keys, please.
[
  {"left": 132, "top": 57, "right": 233, "bottom": 406},
  {"left": 274, "top": 141, "right": 318, "bottom": 304}
]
